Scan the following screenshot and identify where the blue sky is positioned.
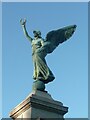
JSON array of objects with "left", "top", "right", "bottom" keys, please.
[
  {"left": 2, "top": 2, "right": 88, "bottom": 118},
  {"left": 0, "top": 2, "right": 2, "bottom": 119}
]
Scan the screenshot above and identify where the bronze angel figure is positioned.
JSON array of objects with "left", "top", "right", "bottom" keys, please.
[{"left": 20, "top": 19, "right": 77, "bottom": 85}]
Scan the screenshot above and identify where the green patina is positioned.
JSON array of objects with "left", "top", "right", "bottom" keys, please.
[{"left": 20, "top": 19, "right": 77, "bottom": 91}]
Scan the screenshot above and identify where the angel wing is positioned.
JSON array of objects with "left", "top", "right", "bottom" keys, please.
[{"left": 43, "top": 25, "right": 77, "bottom": 54}]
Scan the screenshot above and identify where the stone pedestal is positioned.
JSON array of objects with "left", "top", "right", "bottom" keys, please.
[{"left": 9, "top": 90, "right": 68, "bottom": 120}]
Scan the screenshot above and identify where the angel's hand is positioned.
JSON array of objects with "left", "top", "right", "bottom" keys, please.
[{"left": 20, "top": 19, "right": 26, "bottom": 26}]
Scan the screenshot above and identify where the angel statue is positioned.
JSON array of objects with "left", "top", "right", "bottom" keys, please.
[{"left": 20, "top": 19, "right": 77, "bottom": 91}]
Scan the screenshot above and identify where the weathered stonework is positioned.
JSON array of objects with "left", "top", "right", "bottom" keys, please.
[{"left": 9, "top": 90, "right": 68, "bottom": 119}]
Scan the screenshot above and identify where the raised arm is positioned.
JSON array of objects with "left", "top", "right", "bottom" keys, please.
[{"left": 20, "top": 19, "right": 33, "bottom": 43}]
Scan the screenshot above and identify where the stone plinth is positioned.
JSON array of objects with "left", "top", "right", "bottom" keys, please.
[{"left": 9, "top": 90, "right": 68, "bottom": 119}]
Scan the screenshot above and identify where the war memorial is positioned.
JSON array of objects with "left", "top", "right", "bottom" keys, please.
[{"left": 9, "top": 19, "right": 76, "bottom": 120}]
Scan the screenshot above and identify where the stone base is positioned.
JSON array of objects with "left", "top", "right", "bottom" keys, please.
[{"left": 9, "top": 90, "right": 68, "bottom": 119}]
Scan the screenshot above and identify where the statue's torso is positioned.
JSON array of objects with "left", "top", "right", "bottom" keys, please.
[{"left": 31, "top": 38, "right": 43, "bottom": 54}]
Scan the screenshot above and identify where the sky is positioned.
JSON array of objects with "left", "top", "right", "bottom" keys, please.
[
  {"left": 0, "top": 2, "right": 2, "bottom": 119},
  {"left": 2, "top": 2, "right": 88, "bottom": 118},
  {"left": 1, "top": 0, "right": 90, "bottom": 2}
]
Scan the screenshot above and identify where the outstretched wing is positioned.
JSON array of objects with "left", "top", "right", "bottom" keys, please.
[{"left": 43, "top": 25, "right": 77, "bottom": 54}]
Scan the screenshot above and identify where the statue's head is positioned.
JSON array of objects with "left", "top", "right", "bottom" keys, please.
[{"left": 33, "top": 30, "right": 41, "bottom": 38}]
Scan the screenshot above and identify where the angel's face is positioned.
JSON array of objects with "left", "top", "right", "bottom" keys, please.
[
  {"left": 34, "top": 32, "right": 39, "bottom": 37},
  {"left": 33, "top": 30, "right": 41, "bottom": 38}
]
